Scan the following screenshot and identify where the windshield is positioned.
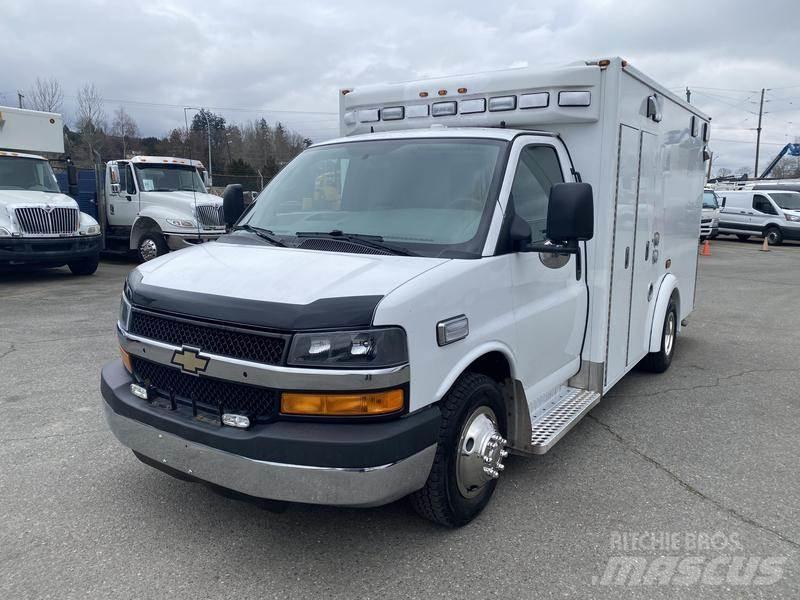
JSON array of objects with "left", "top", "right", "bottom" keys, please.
[
  {"left": 768, "top": 192, "right": 800, "bottom": 211},
  {"left": 0, "top": 156, "right": 61, "bottom": 192},
  {"left": 241, "top": 138, "right": 506, "bottom": 258},
  {"left": 702, "top": 190, "right": 718, "bottom": 209},
  {"left": 134, "top": 164, "right": 206, "bottom": 193}
]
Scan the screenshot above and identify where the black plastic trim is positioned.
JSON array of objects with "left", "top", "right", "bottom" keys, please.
[{"left": 102, "top": 360, "right": 439, "bottom": 469}]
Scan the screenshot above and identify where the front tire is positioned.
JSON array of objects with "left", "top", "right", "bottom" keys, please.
[
  {"left": 137, "top": 232, "right": 168, "bottom": 262},
  {"left": 410, "top": 372, "right": 508, "bottom": 527},
  {"left": 640, "top": 295, "right": 677, "bottom": 373},
  {"left": 765, "top": 226, "right": 783, "bottom": 246},
  {"left": 68, "top": 255, "right": 99, "bottom": 276}
]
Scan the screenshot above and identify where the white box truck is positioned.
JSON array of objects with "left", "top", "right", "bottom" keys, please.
[
  {"left": 102, "top": 57, "right": 710, "bottom": 526},
  {"left": 102, "top": 156, "right": 225, "bottom": 262},
  {"left": 0, "top": 106, "right": 102, "bottom": 274}
]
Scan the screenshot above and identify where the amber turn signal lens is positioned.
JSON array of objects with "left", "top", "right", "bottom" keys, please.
[
  {"left": 120, "top": 345, "right": 133, "bottom": 373},
  {"left": 281, "top": 389, "right": 404, "bottom": 416}
]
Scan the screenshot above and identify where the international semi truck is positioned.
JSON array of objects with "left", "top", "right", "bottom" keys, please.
[
  {"left": 0, "top": 106, "right": 101, "bottom": 274},
  {"left": 102, "top": 156, "right": 225, "bottom": 262},
  {"left": 102, "top": 57, "right": 711, "bottom": 526}
]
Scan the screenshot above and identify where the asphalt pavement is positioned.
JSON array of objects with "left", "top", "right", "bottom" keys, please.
[{"left": 1, "top": 239, "right": 798, "bottom": 599}]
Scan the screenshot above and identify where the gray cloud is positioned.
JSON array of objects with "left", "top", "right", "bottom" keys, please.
[{"left": 2, "top": 0, "right": 799, "bottom": 172}]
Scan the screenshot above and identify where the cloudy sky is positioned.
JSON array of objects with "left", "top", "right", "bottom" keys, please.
[{"left": 2, "top": 0, "right": 799, "bottom": 174}]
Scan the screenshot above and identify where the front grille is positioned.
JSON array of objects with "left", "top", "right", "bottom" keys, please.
[
  {"left": 129, "top": 310, "right": 286, "bottom": 365},
  {"left": 132, "top": 357, "right": 278, "bottom": 422},
  {"left": 298, "top": 238, "right": 393, "bottom": 255},
  {"left": 15, "top": 207, "right": 79, "bottom": 234},
  {"left": 196, "top": 205, "right": 224, "bottom": 227}
]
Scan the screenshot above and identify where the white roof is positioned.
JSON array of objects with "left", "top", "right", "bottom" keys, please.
[
  {"left": 0, "top": 149, "right": 47, "bottom": 160},
  {"left": 314, "top": 126, "right": 555, "bottom": 148},
  {"left": 129, "top": 155, "right": 205, "bottom": 168}
]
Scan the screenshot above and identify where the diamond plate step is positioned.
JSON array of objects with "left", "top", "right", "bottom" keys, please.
[{"left": 530, "top": 387, "right": 601, "bottom": 454}]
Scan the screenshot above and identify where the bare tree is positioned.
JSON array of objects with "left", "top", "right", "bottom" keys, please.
[
  {"left": 76, "top": 83, "right": 107, "bottom": 159},
  {"left": 27, "top": 77, "right": 64, "bottom": 113},
  {"left": 111, "top": 106, "right": 139, "bottom": 157}
]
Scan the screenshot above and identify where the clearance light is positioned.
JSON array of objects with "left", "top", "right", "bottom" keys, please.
[
  {"left": 437, "top": 89, "right": 448, "bottom": 96},
  {"left": 520, "top": 92, "right": 549, "bottom": 109},
  {"left": 120, "top": 345, "right": 133, "bottom": 373},
  {"left": 281, "top": 389, "right": 405, "bottom": 416},
  {"left": 488, "top": 96, "right": 517, "bottom": 112},
  {"left": 558, "top": 91, "right": 591, "bottom": 107},
  {"left": 419, "top": 91, "right": 429, "bottom": 98},
  {"left": 358, "top": 108, "right": 380, "bottom": 123},
  {"left": 460, "top": 98, "right": 486, "bottom": 114},
  {"left": 406, "top": 105, "right": 429, "bottom": 118},
  {"left": 431, "top": 101, "right": 457, "bottom": 117},
  {"left": 457, "top": 87, "right": 468, "bottom": 94},
  {"left": 381, "top": 106, "right": 405, "bottom": 121}
]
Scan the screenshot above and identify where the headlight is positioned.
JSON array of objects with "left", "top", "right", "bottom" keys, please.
[
  {"left": 287, "top": 328, "right": 408, "bottom": 368},
  {"left": 0, "top": 227, "right": 10, "bottom": 237},
  {"left": 118, "top": 295, "right": 131, "bottom": 331},
  {"left": 85, "top": 224, "right": 100, "bottom": 235},
  {"left": 785, "top": 214, "right": 800, "bottom": 222},
  {"left": 166, "top": 219, "right": 196, "bottom": 228}
]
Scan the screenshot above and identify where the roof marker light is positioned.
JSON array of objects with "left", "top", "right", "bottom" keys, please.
[
  {"left": 406, "top": 105, "right": 429, "bottom": 118},
  {"left": 381, "top": 106, "right": 405, "bottom": 121},
  {"left": 457, "top": 87, "right": 468, "bottom": 94},
  {"left": 519, "top": 92, "right": 549, "bottom": 109},
  {"left": 558, "top": 91, "right": 591, "bottom": 107},
  {"left": 358, "top": 108, "right": 380, "bottom": 123},
  {"left": 460, "top": 98, "right": 486, "bottom": 114},
  {"left": 419, "top": 91, "right": 429, "bottom": 98},
  {"left": 431, "top": 101, "right": 457, "bottom": 117},
  {"left": 488, "top": 96, "right": 517, "bottom": 112},
  {"left": 437, "top": 89, "right": 448, "bottom": 96}
]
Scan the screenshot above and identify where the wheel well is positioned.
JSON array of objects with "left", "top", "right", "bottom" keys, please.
[
  {"left": 130, "top": 217, "right": 161, "bottom": 249},
  {"left": 465, "top": 351, "right": 512, "bottom": 385}
]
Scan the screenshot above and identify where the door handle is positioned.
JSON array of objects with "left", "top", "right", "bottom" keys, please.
[
  {"left": 126, "top": 195, "right": 133, "bottom": 201},
  {"left": 644, "top": 241, "right": 650, "bottom": 262},
  {"left": 624, "top": 246, "right": 630, "bottom": 269},
  {"left": 739, "top": 211, "right": 747, "bottom": 214}
]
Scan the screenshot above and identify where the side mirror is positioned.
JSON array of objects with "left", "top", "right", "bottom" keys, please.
[
  {"left": 721, "top": 197, "right": 726, "bottom": 208},
  {"left": 545, "top": 182, "right": 594, "bottom": 243},
  {"left": 201, "top": 170, "right": 210, "bottom": 187},
  {"left": 109, "top": 164, "right": 120, "bottom": 195},
  {"left": 67, "top": 164, "right": 78, "bottom": 187},
  {"left": 222, "top": 184, "right": 245, "bottom": 227}
]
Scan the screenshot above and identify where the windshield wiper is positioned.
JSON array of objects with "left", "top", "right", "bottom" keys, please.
[
  {"left": 295, "top": 230, "right": 416, "bottom": 256},
  {"left": 233, "top": 224, "right": 287, "bottom": 247}
]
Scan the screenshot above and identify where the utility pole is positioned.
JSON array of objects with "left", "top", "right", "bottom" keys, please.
[
  {"left": 184, "top": 107, "right": 213, "bottom": 187},
  {"left": 754, "top": 88, "right": 766, "bottom": 178},
  {"left": 685, "top": 87, "right": 691, "bottom": 103},
  {"left": 17, "top": 90, "right": 24, "bottom": 108}
]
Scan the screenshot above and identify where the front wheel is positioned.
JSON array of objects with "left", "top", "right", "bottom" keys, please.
[
  {"left": 137, "top": 232, "right": 168, "bottom": 262},
  {"left": 765, "top": 226, "right": 783, "bottom": 246},
  {"left": 640, "top": 296, "right": 677, "bottom": 373},
  {"left": 68, "top": 255, "right": 99, "bottom": 276},
  {"left": 410, "top": 372, "right": 508, "bottom": 527}
]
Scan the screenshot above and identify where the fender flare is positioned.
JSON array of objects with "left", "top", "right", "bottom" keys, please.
[
  {"left": 648, "top": 274, "right": 680, "bottom": 352},
  {"left": 433, "top": 341, "right": 518, "bottom": 403},
  {"left": 129, "top": 216, "right": 163, "bottom": 250}
]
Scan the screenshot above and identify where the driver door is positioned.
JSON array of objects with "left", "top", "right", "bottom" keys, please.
[
  {"left": 507, "top": 140, "right": 587, "bottom": 414},
  {"left": 107, "top": 161, "right": 139, "bottom": 226}
]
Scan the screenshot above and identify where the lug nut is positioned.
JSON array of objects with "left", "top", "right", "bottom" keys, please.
[
  {"left": 496, "top": 463, "right": 505, "bottom": 471},
  {"left": 500, "top": 450, "right": 509, "bottom": 458}
]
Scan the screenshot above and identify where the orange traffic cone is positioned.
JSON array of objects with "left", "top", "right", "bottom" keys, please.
[
  {"left": 700, "top": 239, "right": 711, "bottom": 256},
  {"left": 761, "top": 236, "right": 769, "bottom": 252}
]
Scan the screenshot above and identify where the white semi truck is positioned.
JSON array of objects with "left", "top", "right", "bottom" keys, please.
[
  {"left": 103, "top": 57, "right": 710, "bottom": 526},
  {"left": 103, "top": 156, "right": 225, "bottom": 261},
  {"left": 0, "top": 106, "right": 101, "bottom": 274}
]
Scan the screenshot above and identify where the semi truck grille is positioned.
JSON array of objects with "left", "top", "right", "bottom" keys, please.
[
  {"left": 132, "top": 357, "right": 278, "bottom": 422},
  {"left": 128, "top": 310, "right": 287, "bottom": 365},
  {"left": 196, "top": 205, "right": 224, "bottom": 227},
  {"left": 15, "top": 207, "right": 80, "bottom": 234}
]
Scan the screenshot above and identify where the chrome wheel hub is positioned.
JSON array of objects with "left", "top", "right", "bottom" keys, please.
[
  {"left": 456, "top": 406, "right": 508, "bottom": 498},
  {"left": 664, "top": 312, "right": 675, "bottom": 356},
  {"left": 140, "top": 239, "right": 158, "bottom": 261}
]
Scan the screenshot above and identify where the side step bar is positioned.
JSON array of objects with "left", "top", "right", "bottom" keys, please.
[{"left": 530, "top": 387, "right": 601, "bottom": 454}]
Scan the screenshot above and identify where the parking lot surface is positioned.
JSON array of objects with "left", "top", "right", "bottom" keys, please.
[{"left": 1, "top": 239, "right": 798, "bottom": 599}]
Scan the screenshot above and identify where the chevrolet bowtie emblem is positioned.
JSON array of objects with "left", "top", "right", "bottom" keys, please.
[{"left": 171, "top": 346, "right": 209, "bottom": 375}]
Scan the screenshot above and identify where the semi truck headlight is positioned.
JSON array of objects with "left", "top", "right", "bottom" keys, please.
[
  {"left": 281, "top": 389, "right": 404, "bottom": 416},
  {"left": 287, "top": 328, "right": 407, "bottom": 368},
  {"left": 166, "top": 219, "right": 196, "bottom": 228}
]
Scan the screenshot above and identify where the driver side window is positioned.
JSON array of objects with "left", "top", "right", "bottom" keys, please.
[
  {"left": 753, "top": 194, "right": 776, "bottom": 215},
  {"left": 510, "top": 145, "right": 564, "bottom": 242},
  {"left": 125, "top": 165, "right": 136, "bottom": 195}
]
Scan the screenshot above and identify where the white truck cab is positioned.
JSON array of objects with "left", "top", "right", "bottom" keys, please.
[
  {"left": 701, "top": 188, "right": 720, "bottom": 239},
  {"left": 0, "top": 107, "right": 101, "bottom": 274},
  {"left": 102, "top": 58, "right": 710, "bottom": 526},
  {"left": 104, "top": 156, "right": 224, "bottom": 261}
]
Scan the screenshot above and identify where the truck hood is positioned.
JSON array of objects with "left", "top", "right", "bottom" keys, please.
[
  {"left": 140, "top": 190, "right": 221, "bottom": 207},
  {"left": 132, "top": 240, "right": 449, "bottom": 328},
  {"left": 0, "top": 190, "right": 78, "bottom": 208}
]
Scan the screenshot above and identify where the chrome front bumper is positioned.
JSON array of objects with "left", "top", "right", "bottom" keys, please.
[{"left": 104, "top": 402, "right": 436, "bottom": 507}]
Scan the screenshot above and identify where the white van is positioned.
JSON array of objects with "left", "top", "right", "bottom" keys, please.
[
  {"left": 717, "top": 190, "right": 800, "bottom": 244},
  {"left": 102, "top": 57, "right": 710, "bottom": 526}
]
